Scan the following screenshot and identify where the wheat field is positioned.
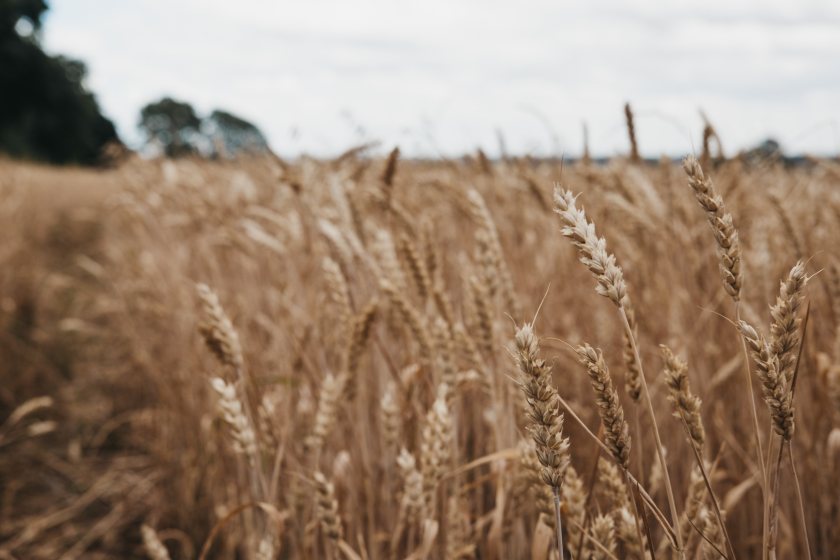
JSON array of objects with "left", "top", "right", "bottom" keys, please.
[{"left": 2, "top": 141, "right": 840, "bottom": 559}]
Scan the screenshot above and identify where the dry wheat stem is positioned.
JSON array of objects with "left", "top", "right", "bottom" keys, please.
[
  {"left": 787, "top": 444, "right": 812, "bottom": 560},
  {"left": 552, "top": 486, "right": 566, "bottom": 560},
  {"left": 678, "top": 417, "right": 735, "bottom": 560},
  {"left": 735, "top": 303, "right": 769, "bottom": 498},
  {"left": 620, "top": 307, "right": 684, "bottom": 557},
  {"left": 623, "top": 302, "right": 643, "bottom": 403}
]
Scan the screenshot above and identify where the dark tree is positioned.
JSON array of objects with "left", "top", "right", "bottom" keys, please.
[
  {"left": 0, "top": 0, "right": 47, "bottom": 33},
  {"left": 138, "top": 97, "right": 203, "bottom": 157},
  {"left": 0, "top": 0, "right": 119, "bottom": 165},
  {"left": 204, "top": 109, "right": 269, "bottom": 158}
]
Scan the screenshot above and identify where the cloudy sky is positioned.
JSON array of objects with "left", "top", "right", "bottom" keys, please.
[{"left": 43, "top": 0, "right": 840, "bottom": 158}]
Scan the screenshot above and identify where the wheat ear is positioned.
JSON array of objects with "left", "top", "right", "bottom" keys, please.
[
  {"left": 514, "top": 323, "right": 571, "bottom": 556},
  {"left": 141, "top": 524, "right": 172, "bottom": 560},
  {"left": 682, "top": 156, "right": 742, "bottom": 302},
  {"left": 576, "top": 345, "right": 631, "bottom": 469},
  {"left": 661, "top": 346, "right": 705, "bottom": 451}
]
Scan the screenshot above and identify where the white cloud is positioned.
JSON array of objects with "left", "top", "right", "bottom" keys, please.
[{"left": 43, "top": 0, "right": 840, "bottom": 157}]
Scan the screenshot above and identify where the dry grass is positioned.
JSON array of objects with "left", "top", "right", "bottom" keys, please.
[{"left": 2, "top": 148, "right": 840, "bottom": 559}]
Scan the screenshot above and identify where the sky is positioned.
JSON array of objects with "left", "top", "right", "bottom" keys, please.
[{"left": 43, "top": 0, "right": 840, "bottom": 158}]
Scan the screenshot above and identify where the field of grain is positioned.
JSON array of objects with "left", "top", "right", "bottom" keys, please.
[{"left": 2, "top": 146, "right": 840, "bottom": 559}]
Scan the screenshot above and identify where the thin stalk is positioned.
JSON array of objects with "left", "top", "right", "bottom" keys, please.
[
  {"left": 567, "top": 518, "right": 621, "bottom": 560},
  {"left": 679, "top": 415, "right": 736, "bottom": 559},
  {"left": 552, "top": 486, "right": 565, "bottom": 559},
  {"left": 784, "top": 303, "right": 811, "bottom": 559},
  {"left": 763, "top": 433, "right": 776, "bottom": 560},
  {"left": 767, "top": 441, "right": 785, "bottom": 560},
  {"left": 735, "top": 302, "right": 769, "bottom": 559},
  {"left": 685, "top": 516, "right": 728, "bottom": 559},
  {"left": 735, "top": 302, "right": 768, "bottom": 485},
  {"left": 624, "top": 470, "right": 654, "bottom": 560},
  {"left": 787, "top": 444, "right": 812, "bottom": 560},
  {"left": 634, "top": 406, "right": 644, "bottom": 484},
  {"left": 576, "top": 433, "right": 603, "bottom": 559},
  {"left": 619, "top": 306, "right": 684, "bottom": 557}
]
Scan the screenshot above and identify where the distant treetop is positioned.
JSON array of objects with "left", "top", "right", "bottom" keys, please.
[
  {"left": 139, "top": 97, "right": 203, "bottom": 158},
  {"left": 205, "top": 109, "right": 270, "bottom": 157},
  {"left": 137, "top": 97, "right": 269, "bottom": 159}
]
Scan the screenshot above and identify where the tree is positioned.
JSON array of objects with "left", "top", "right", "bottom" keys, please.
[
  {"left": 0, "top": 0, "right": 48, "bottom": 35},
  {"left": 204, "top": 109, "right": 269, "bottom": 158},
  {"left": 0, "top": 0, "right": 119, "bottom": 165},
  {"left": 138, "top": 97, "right": 203, "bottom": 157},
  {"left": 137, "top": 101, "right": 270, "bottom": 159}
]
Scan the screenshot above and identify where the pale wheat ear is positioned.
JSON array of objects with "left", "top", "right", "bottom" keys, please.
[
  {"left": 313, "top": 471, "right": 344, "bottom": 542},
  {"left": 141, "top": 524, "right": 172, "bottom": 560}
]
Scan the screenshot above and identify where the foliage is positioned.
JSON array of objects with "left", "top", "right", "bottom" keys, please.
[
  {"left": 0, "top": 0, "right": 119, "bottom": 165},
  {"left": 138, "top": 98, "right": 270, "bottom": 158}
]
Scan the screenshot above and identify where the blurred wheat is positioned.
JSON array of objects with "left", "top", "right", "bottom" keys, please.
[{"left": 1, "top": 146, "right": 840, "bottom": 559}]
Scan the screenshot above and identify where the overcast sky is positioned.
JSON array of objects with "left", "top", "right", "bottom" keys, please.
[{"left": 43, "top": 0, "right": 840, "bottom": 158}]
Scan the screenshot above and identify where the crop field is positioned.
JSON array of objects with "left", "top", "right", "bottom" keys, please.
[{"left": 2, "top": 146, "right": 839, "bottom": 559}]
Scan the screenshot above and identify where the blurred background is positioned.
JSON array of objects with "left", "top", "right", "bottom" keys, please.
[{"left": 3, "top": 0, "right": 840, "bottom": 163}]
